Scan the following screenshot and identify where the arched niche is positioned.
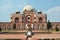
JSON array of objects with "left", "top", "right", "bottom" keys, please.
[
  {"left": 39, "top": 17, "right": 42, "bottom": 23},
  {"left": 15, "top": 17, "right": 19, "bottom": 22}
]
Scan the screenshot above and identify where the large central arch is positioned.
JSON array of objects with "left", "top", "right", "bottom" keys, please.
[{"left": 15, "top": 17, "right": 19, "bottom": 22}]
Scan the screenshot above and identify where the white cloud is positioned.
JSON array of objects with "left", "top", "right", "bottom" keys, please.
[
  {"left": 46, "top": 6, "right": 60, "bottom": 14},
  {"left": 45, "top": 6, "right": 60, "bottom": 22}
]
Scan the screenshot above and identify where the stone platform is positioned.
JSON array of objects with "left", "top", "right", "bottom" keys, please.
[{"left": 0, "top": 30, "right": 60, "bottom": 40}]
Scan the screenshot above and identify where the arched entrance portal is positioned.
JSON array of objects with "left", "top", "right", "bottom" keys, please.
[
  {"left": 13, "top": 23, "right": 16, "bottom": 30},
  {"left": 15, "top": 17, "right": 19, "bottom": 22},
  {"left": 39, "top": 17, "right": 42, "bottom": 23}
]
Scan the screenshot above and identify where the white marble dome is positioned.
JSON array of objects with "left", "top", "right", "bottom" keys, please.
[{"left": 23, "top": 5, "right": 36, "bottom": 12}]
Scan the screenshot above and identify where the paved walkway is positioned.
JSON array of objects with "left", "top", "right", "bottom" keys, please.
[
  {"left": 0, "top": 33, "right": 60, "bottom": 39},
  {"left": 0, "top": 30, "right": 60, "bottom": 40},
  {"left": 0, "top": 34, "right": 26, "bottom": 39},
  {"left": 33, "top": 34, "right": 60, "bottom": 39}
]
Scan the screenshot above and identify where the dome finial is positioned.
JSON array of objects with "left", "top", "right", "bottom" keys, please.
[{"left": 27, "top": 0, "right": 30, "bottom": 5}]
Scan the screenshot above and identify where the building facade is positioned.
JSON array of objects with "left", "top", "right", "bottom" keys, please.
[
  {"left": 0, "top": 5, "right": 60, "bottom": 40},
  {"left": 0, "top": 5, "right": 60, "bottom": 30}
]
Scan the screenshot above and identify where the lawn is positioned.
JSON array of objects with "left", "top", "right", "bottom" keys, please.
[{"left": 0, "top": 30, "right": 60, "bottom": 33}]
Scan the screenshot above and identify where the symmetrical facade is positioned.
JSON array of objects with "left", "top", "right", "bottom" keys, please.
[
  {"left": 0, "top": 5, "right": 60, "bottom": 40},
  {"left": 0, "top": 5, "right": 60, "bottom": 30}
]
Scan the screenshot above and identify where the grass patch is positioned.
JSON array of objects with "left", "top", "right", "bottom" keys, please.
[
  {"left": 0, "top": 30, "right": 15, "bottom": 32},
  {"left": 45, "top": 30, "right": 60, "bottom": 33}
]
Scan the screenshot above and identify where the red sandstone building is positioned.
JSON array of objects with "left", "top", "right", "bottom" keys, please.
[{"left": 0, "top": 5, "right": 60, "bottom": 40}]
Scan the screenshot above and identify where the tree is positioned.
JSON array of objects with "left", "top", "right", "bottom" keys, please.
[
  {"left": 56, "top": 26, "right": 59, "bottom": 31},
  {"left": 0, "top": 28, "right": 2, "bottom": 31},
  {"left": 13, "top": 23, "right": 16, "bottom": 30},
  {"left": 47, "top": 20, "right": 52, "bottom": 30}
]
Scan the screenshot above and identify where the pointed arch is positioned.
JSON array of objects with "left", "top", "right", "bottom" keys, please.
[
  {"left": 15, "top": 17, "right": 19, "bottom": 22},
  {"left": 39, "top": 17, "right": 42, "bottom": 23}
]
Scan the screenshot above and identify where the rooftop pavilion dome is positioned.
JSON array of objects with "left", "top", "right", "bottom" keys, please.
[
  {"left": 16, "top": 10, "right": 20, "bottom": 14},
  {"left": 23, "top": 5, "right": 36, "bottom": 12}
]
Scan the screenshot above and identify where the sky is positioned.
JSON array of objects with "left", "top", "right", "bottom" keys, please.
[{"left": 0, "top": 0, "right": 60, "bottom": 22}]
